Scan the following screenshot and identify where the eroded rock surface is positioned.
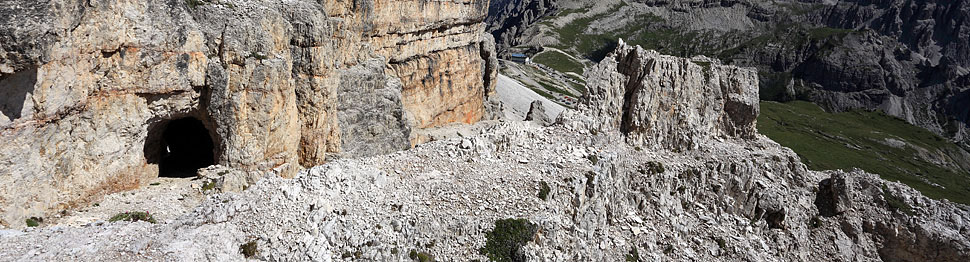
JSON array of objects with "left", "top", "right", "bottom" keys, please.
[
  {"left": 585, "top": 40, "right": 759, "bottom": 150},
  {"left": 0, "top": 0, "right": 496, "bottom": 227},
  {"left": 0, "top": 42, "right": 966, "bottom": 261}
]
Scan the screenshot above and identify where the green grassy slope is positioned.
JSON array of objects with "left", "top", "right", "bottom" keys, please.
[
  {"left": 532, "top": 50, "right": 585, "bottom": 74},
  {"left": 758, "top": 101, "right": 970, "bottom": 205}
]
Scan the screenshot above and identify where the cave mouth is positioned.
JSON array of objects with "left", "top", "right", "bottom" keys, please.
[{"left": 151, "top": 117, "right": 216, "bottom": 178}]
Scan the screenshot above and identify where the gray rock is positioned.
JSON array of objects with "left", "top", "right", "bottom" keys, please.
[{"left": 524, "top": 100, "right": 553, "bottom": 124}]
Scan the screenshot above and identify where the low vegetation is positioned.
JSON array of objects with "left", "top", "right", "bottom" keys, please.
[
  {"left": 758, "top": 101, "right": 970, "bottom": 205},
  {"left": 625, "top": 247, "right": 640, "bottom": 262},
  {"left": 480, "top": 218, "right": 538, "bottom": 262},
  {"left": 409, "top": 249, "right": 433, "bottom": 262},
  {"left": 25, "top": 217, "right": 41, "bottom": 227},
  {"left": 240, "top": 240, "right": 258, "bottom": 258},
  {"left": 532, "top": 50, "right": 585, "bottom": 74},
  {"left": 538, "top": 181, "right": 551, "bottom": 201},
  {"left": 109, "top": 211, "right": 158, "bottom": 224},
  {"left": 882, "top": 185, "right": 916, "bottom": 215}
]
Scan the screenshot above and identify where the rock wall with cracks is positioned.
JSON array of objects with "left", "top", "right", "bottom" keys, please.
[
  {"left": 584, "top": 39, "right": 760, "bottom": 151},
  {"left": 0, "top": 42, "right": 966, "bottom": 261},
  {"left": 0, "top": 0, "right": 498, "bottom": 228}
]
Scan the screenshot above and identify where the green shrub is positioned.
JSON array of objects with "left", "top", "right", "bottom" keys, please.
[
  {"left": 538, "top": 181, "right": 551, "bottom": 201},
  {"left": 109, "top": 211, "right": 157, "bottom": 224},
  {"left": 185, "top": 0, "right": 208, "bottom": 8},
  {"left": 248, "top": 51, "right": 268, "bottom": 60},
  {"left": 408, "top": 249, "right": 433, "bottom": 262},
  {"left": 240, "top": 241, "right": 258, "bottom": 258},
  {"left": 480, "top": 218, "right": 538, "bottom": 262},
  {"left": 202, "top": 181, "right": 217, "bottom": 191},
  {"left": 25, "top": 217, "right": 41, "bottom": 227},
  {"left": 716, "top": 237, "right": 727, "bottom": 250}
]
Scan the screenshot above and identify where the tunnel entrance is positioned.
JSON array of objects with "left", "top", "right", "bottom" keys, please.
[{"left": 150, "top": 117, "right": 216, "bottom": 178}]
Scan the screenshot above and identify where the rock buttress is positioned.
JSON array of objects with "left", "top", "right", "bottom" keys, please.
[
  {"left": 0, "top": 0, "right": 494, "bottom": 228},
  {"left": 584, "top": 39, "right": 759, "bottom": 150}
]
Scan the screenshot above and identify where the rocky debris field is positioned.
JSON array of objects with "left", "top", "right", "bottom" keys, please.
[
  {"left": 1, "top": 26, "right": 968, "bottom": 261},
  {"left": 1, "top": 113, "right": 968, "bottom": 261}
]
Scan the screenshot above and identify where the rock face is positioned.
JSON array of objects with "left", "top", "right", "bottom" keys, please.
[
  {"left": 0, "top": 0, "right": 495, "bottom": 227},
  {"left": 524, "top": 99, "right": 552, "bottom": 124},
  {"left": 495, "top": 0, "right": 970, "bottom": 149},
  {"left": 486, "top": 0, "right": 558, "bottom": 54},
  {"left": 585, "top": 40, "right": 759, "bottom": 150},
  {"left": 0, "top": 42, "right": 967, "bottom": 261}
]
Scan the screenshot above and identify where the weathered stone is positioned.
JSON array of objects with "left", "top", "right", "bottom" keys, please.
[
  {"left": 0, "top": 0, "right": 492, "bottom": 227},
  {"left": 584, "top": 39, "right": 759, "bottom": 150},
  {"left": 524, "top": 100, "right": 553, "bottom": 125}
]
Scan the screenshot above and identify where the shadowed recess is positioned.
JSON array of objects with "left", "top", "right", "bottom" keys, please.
[
  {"left": 144, "top": 117, "right": 216, "bottom": 178},
  {"left": 0, "top": 67, "right": 38, "bottom": 121}
]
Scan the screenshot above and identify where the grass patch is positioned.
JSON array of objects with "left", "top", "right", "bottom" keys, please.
[
  {"left": 532, "top": 51, "right": 585, "bottom": 74},
  {"left": 758, "top": 101, "right": 970, "bottom": 205},
  {"left": 109, "top": 211, "right": 158, "bottom": 224},
  {"left": 538, "top": 181, "right": 551, "bottom": 201},
  {"left": 480, "top": 218, "right": 538, "bottom": 262}
]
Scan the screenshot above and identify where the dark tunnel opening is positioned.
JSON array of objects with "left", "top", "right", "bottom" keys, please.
[{"left": 146, "top": 117, "right": 216, "bottom": 178}]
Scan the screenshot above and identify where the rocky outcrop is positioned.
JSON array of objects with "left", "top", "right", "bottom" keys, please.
[
  {"left": 0, "top": 0, "right": 495, "bottom": 228},
  {"left": 499, "top": 0, "right": 970, "bottom": 149},
  {"left": 524, "top": 99, "right": 553, "bottom": 124},
  {"left": 486, "top": 0, "right": 558, "bottom": 54},
  {"left": 0, "top": 42, "right": 966, "bottom": 261},
  {"left": 585, "top": 40, "right": 759, "bottom": 150}
]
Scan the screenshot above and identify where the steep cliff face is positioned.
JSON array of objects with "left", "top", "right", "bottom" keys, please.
[
  {"left": 0, "top": 0, "right": 495, "bottom": 227},
  {"left": 485, "top": 0, "right": 558, "bottom": 53},
  {"left": 585, "top": 40, "right": 759, "bottom": 150},
  {"left": 0, "top": 42, "right": 966, "bottom": 261}
]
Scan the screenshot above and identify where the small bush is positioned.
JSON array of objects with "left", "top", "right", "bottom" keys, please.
[
  {"left": 585, "top": 172, "right": 596, "bottom": 198},
  {"left": 202, "top": 181, "right": 217, "bottom": 191},
  {"left": 587, "top": 154, "right": 599, "bottom": 165},
  {"left": 185, "top": 0, "right": 208, "bottom": 8},
  {"left": 248, "top": 51, "right": 268, "bottom": 60},
  {"left": 663, "top": 244, "right": 674, "bottom": 254},
  {"left": 109, "top": 211, "right": 157, "bottom": 224},
  {"left": 625, "top": 247, "right": 640, "bottom": 262},
  {"left": 716, "top": 237, "right": 727, "bottom": 250},
  {"left": 809, "top": 216, "right": 822, "bottom": 229},
  {"left": 480, "top": 218, "right": 538, "bottom": 262},
  {"left": 25, "top": 217, "right": 41, "bottom": 227},
  {"left": 538, "top": 181, "right": 551, "bottom": 201},
  {"left": 408, "top": 250, "right": 433, "bottom": 262},
  {"left": 240, "top": 241, "right": 258, "bottom": 258}
]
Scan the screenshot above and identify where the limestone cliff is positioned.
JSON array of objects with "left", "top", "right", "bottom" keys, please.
[
  {"left": 0, "top": 41, "right": 966, "bottom": 261},
  {"left": 0, "top": 0, "right": 496, "bottom": 228},
  {"left": 585, "top": 39, "right": 759, "bottom": 150}
]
